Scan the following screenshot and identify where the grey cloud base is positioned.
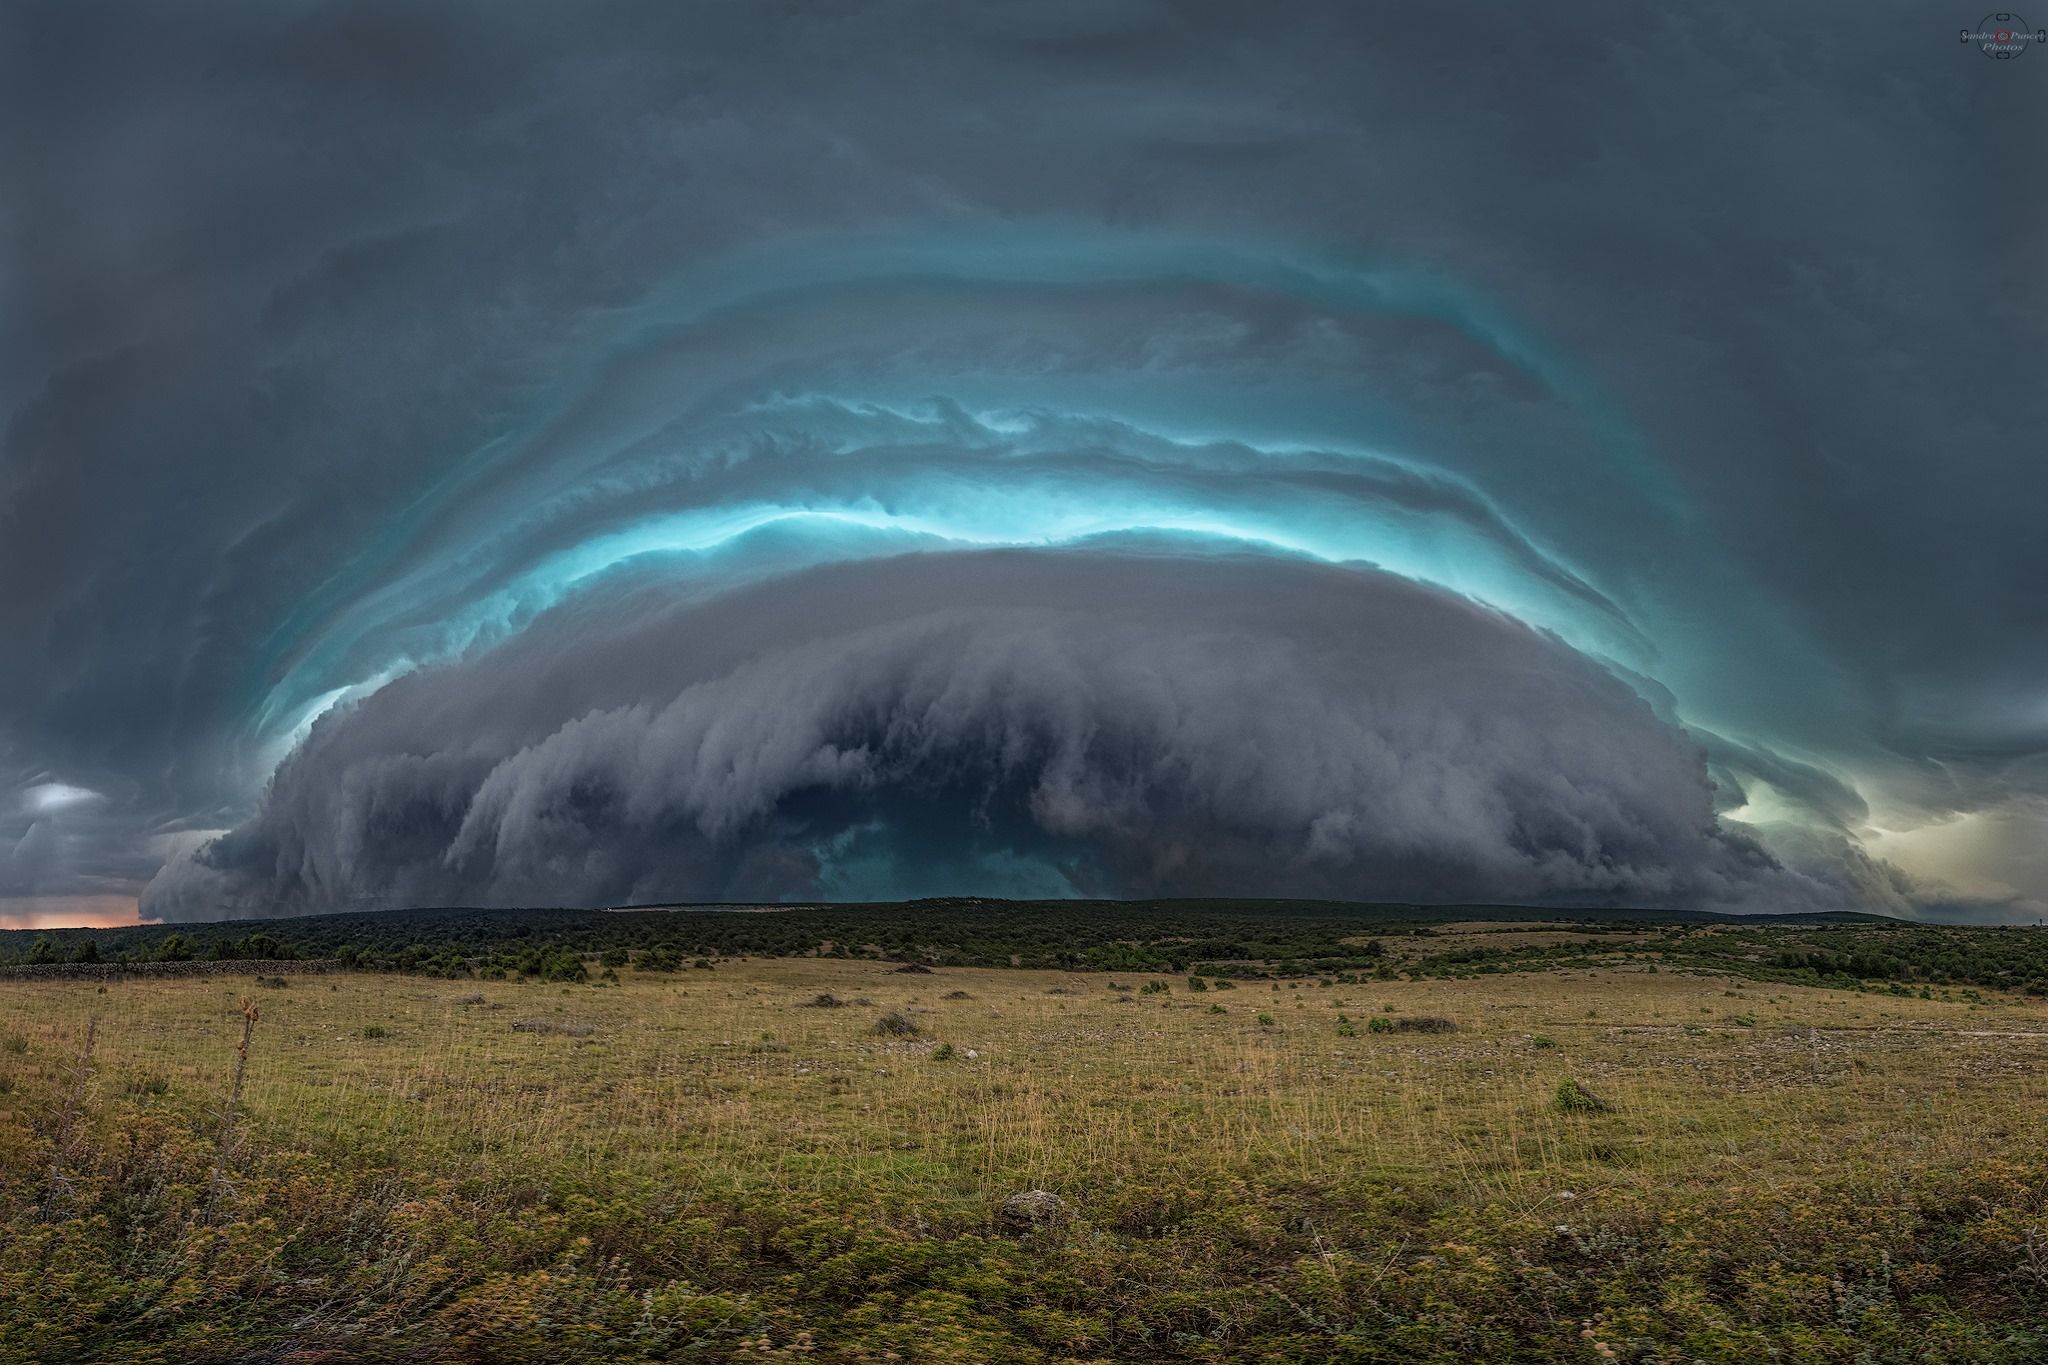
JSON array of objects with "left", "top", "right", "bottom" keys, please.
[{"left": 142, "top": 550, "right": 1826, "bottom": 919}]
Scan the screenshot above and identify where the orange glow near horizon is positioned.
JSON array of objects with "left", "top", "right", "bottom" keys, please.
[{"left": 0, "top": 895, "right": 147, "bottom": 931}]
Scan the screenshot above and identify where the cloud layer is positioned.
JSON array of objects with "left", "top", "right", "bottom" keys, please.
[
  {"left": 144, "top": 551, "right": 1817, "bottom": 917},
  {"left": 3, "top": 2, "right": 2042, "bottom": 919}
]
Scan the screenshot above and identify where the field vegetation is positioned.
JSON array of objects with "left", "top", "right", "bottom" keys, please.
[
  {"left": 8, "top": 899, "right": 2048, "bottom": 999},
  {"left": 3, "top": 932, "right": 2048, "bottom": 1361}
]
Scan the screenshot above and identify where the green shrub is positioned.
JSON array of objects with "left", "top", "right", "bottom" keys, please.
[
  {"left": 1553, "top": 1077, "right": 1609, "bottom": 1113},
  {"left": 1531, "top": 1034, "right": 1557, "bottom": 1049},
  {"left": 363, "top": 1025, "right": 388, "bottom": 1040},
  {"left": 1366, "top": 1014, "right": 1394, "bottom": 1034},
  {"left": 931, "top": 1043, "right": 954, "bottom": 1060},
  {"left": 1140, "top": 980, "right": 1169, "bottom": 995}
]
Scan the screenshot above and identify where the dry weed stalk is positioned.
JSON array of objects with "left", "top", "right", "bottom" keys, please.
[
  {"left": 40, "top": 1015, "right": 98, "bottom": 1216},
  {"left": 206, "top": 996, "right": 261, "bottom": 1210}
]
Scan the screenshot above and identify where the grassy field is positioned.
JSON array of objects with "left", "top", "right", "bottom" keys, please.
[{"left": 3, "top": 958, "right": 2047, "bottom": 1361}]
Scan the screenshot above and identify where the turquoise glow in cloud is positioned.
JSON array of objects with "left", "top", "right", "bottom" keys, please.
[
  {"left": 250, "top": 408, "right": 1652, "bottom": 761},
  {"left": 241, "top": 223, "right": 1829, "bottom": 821}
]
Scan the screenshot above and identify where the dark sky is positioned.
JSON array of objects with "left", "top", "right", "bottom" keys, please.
[{"left": 3, "top": 1, "right": 2043, "bottom": 925}]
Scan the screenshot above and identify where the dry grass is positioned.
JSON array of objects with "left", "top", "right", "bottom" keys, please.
[
  {"left": 3, "top": 959, "right": 2043, "bottom": 1219},
  {"left": 7, "top": 960, "right": 2048, "bottom": 1360}
]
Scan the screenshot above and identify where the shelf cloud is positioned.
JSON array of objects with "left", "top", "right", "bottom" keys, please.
[{"left": 142, "top": 550, "right": 1829, "bottom": 917}]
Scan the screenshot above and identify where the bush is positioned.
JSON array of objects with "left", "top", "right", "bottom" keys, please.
[
  {"left": 515, "top": 945, "right": 587, "bottom": 982},
  {"left": 931, "top": 1043, "right": 954, "bottom": 1060},
  {"left": 362, "top": 1025, "right": 388, "bottom": 1040},
  {"left": 638, "top": 945, "right": 682, "bottom": 971},
  {"left": 1531, "top": 1034, "right": 1557, "bottom": 1049},
  {"left": 1553, "top": 1077, "right": 1609, "bottom": 1113},
  {"left": 213, "top": 933, "right": 290, "bottom": 962},
  {"left": 1366, "top": 1014, "right": 1395, "bottom": 1034},
  {"left": 874, "top": 1010, "right": 920, "bottom": 1037},
  {"left": 1140, "top": 980, "right": 1169, "bottom": 995},
  {"left": 1393, "top": 1015, "right": 1457, "bottom": 1033},
  {"left": 599, "top": 947, "right": 629, "bottom": 969},
  {"left": 1187, "top": 976, "right": 1209, "bottom": 992}
]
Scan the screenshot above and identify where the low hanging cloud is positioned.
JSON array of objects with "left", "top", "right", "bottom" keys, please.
[{"left": 143, "top": 549, "right": 1829, "bottom": 919}]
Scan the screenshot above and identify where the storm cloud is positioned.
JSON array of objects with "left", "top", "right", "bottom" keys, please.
[
  {"left": 3, "top": 2, "right": 2043, "bottom": 921},
  {"left": 143, "top": 550, "right": 1818, "bottom": 916}
]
